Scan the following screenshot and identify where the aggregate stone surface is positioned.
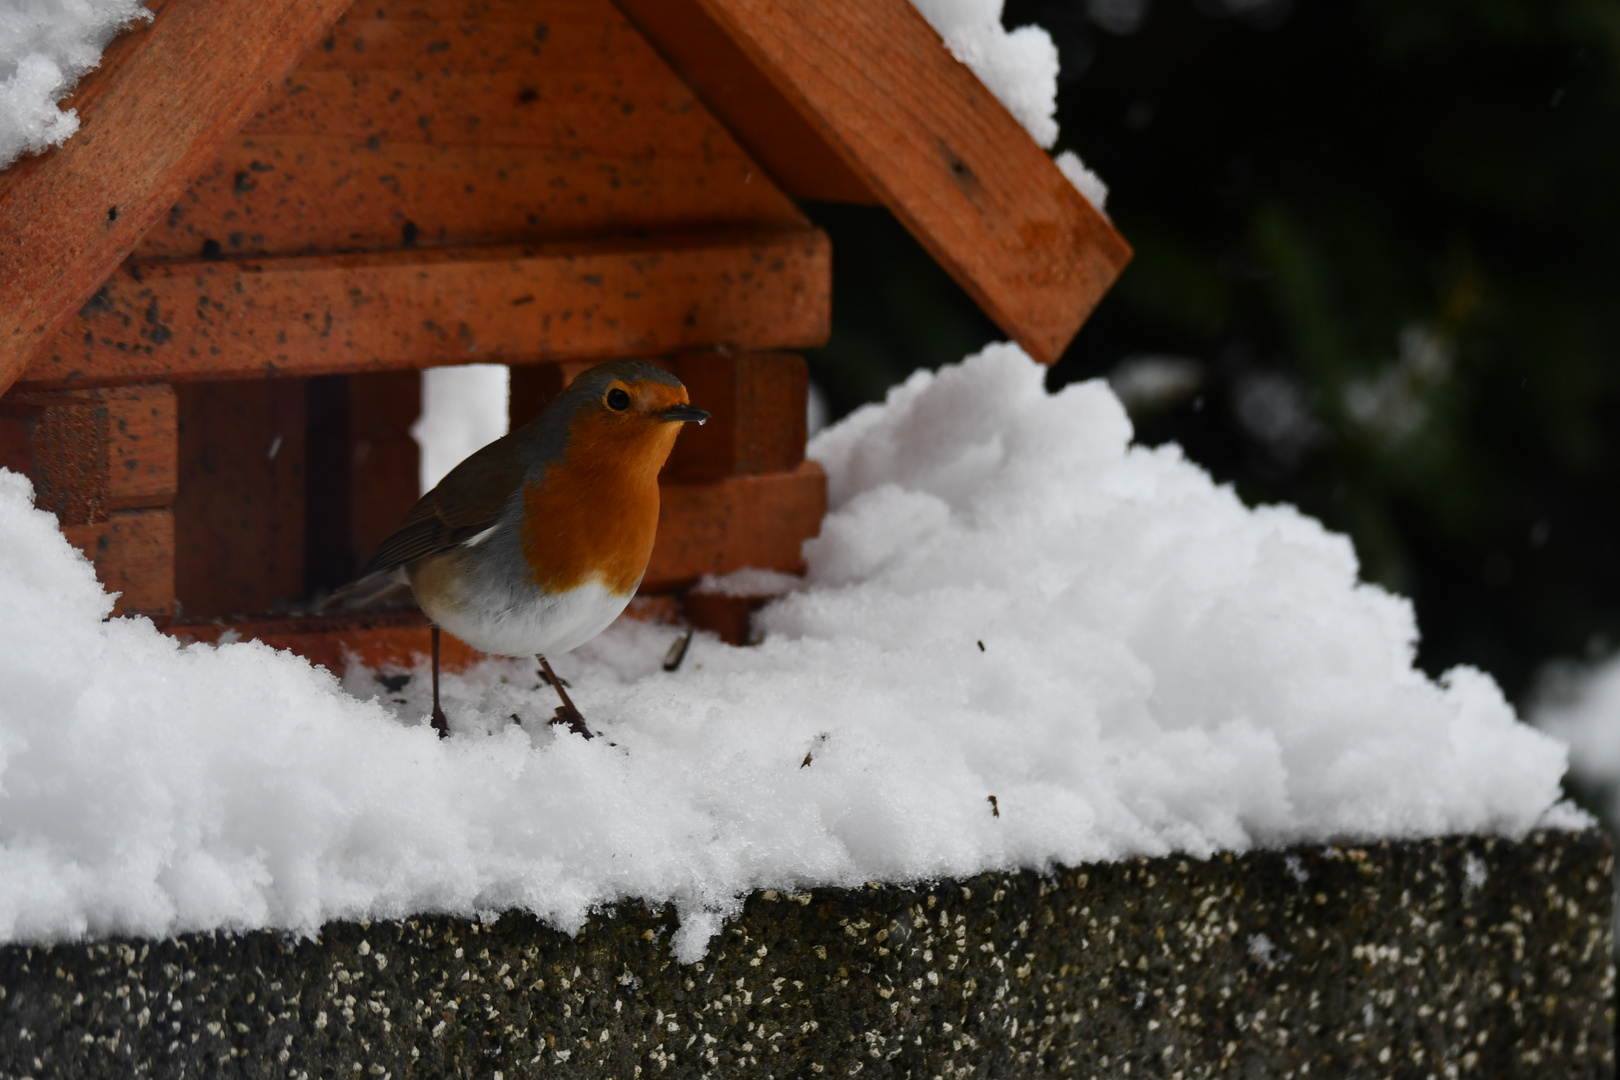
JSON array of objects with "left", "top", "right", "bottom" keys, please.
[{"left": 0, "top": 829, "right": 1611, "bottom": 1079}]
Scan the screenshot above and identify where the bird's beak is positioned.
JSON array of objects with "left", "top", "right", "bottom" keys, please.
[{"left": 657, "top": 404, "right": 710, "bottom": 425}]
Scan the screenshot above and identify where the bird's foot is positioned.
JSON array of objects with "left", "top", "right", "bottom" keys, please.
[
  {"left": 431, "top": 705, "right": 451, "bottom": 739},
  {"left": 549, "top": 705, "right": 593, "bottom": 740}
]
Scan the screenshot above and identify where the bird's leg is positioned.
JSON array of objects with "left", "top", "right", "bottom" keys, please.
[
  {"left": 430, "top": 625, "right": 450, "bottom": 739},
  {"left": 538, "top": 655, "right": 592, "bottom": 739}
]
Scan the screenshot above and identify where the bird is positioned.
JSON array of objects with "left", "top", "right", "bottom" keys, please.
[{"left": 325, "top": 360, "right": 708, "bottom": 738}]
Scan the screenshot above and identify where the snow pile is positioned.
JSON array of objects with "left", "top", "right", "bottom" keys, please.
[
  {"left": 0, "top": 346, "right": 1571, "bottom": 958},
  {"left": 0, "top": 0, "right": 149, "bottom": 170},
  {"left": 1534, "top": 655, "right": 1620, "bottom": 821},
  {"left": 1055, "top": 149, "right": 1109, "bottom": 213},
  {"left": 907, "top": 1, "right": 1107, "bottom": 210},
  {"left": 413, "top": 364, "right": 509, "bottom": 493},
  {"left": 911, "top": 0, "right": 1060, "bottom": 149}
]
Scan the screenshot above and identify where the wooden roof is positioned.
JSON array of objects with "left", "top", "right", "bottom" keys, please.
[{"left": 0, "top": 0, "right": 1129, "bottom": 399}]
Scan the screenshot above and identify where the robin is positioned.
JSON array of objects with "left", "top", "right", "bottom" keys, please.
[{"left": 327, "top": 360, "right": 708, "bottom": 738}]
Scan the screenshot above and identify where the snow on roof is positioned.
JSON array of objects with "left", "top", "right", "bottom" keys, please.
[
  {"left": 0, "top": 347, "right": 1573, "bottom": 960},
  {"left": 0, "top": 0, "right": 149, "bottom": 170},
  {"left": 910, "top": 0, "right": 1059, "bottom": 149},
  {"left": 0, "top": 0, "right": 1108, "bottom": 210}
]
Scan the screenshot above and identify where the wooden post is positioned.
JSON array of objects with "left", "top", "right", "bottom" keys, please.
[
  {"left": 0, "top": 385, "right": 178, "bottom": 615},
  {"left": 173, "top": 380, "right": 308, "bottom": 619}
]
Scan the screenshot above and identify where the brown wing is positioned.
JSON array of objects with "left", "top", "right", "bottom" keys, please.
[{"left": 360, "top": 432, "right": 527, "bottom": 576}]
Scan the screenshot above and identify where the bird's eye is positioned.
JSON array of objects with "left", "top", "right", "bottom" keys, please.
[{"left": 606, "top": 387, "right": 631, "bottom": 411}]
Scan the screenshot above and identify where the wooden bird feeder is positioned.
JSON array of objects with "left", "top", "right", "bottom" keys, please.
[{"left": 0, "top": 0, "right": 1129, "bottom": 669}]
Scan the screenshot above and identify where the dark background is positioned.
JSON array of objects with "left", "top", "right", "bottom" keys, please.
[{"left": 802, "top": 0, "right": 1620, "bottom": 711}]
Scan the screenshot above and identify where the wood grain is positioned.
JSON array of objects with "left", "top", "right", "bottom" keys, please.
[
  {"left": 24, "top": 230, "right": 831, "bottom": 389},
  {"left": 136, "top": 0, "right": 807, "bottom": 259},
  {"left": 347, "top": 371, "right": 424, "bottom": 571},
  {"left": 619, "top": 0, "right": 1132, "bottom": 362},
  {"left": 134, "top": 136, "right": 799, "bottom": 259},
  {"left": 642, "top": 460, "right": 825, "bottom": 590},
  {"left": 613, "top": 0, "right": 876, "bottom": 204},
  {"left": 174, "top": 380, "right": 309, "bottom": 619},
  {"left": 62, "top": 509, "right": 176, "bottom": 616},
  {"left": 0, "top": 384, "right": 177, "bottom": 524},
  {"left": 659, "top": 351, "right": 807, "bottom": 482},
  {"left": 0, "top": 0, "right": 352, "bottom": 399}
]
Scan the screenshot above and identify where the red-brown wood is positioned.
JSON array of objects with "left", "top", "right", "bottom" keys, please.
[
  {"left": 611, "top": 0, "right": 877, "bottom": 204},
  {"left": 135, "top": 137, "right": 802, "bottom": 259},
  {"left": 348, "top": 371, "right": 423, "bottom": 567},
  {"left": 617, "top": 0, "right": 1132, "bottom": 363},
  {"left": 0, "top": 384, "right": 180, "bottom": 522},
  {"left": 63, "top": 509, "right": 176, "bottom": 617},
  {"left": 136, "top": 0, "right": 808, "bottom": 260},
  {"left": 662, "top": 351, "right": 807, "bottom": 482},
  {"left": 24, "top": 230, "right": 831, "bottom": 389},
  {"left": 174, "top": 380, "right": 309, "bottom": 619},
  {"left": 0, "top": 0, "right": 354, "bottom": 399},
  {"left": 682, "top": 591, "right": 770, "bottom": 646},
  {"left": 642, "top": 460, "right": 825, "bottom": 590},
  {"left": 0, "top": 384, "right": 179, "bottom": 615}
]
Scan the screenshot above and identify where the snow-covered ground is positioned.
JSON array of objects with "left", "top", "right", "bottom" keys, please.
[{"left": 0, "top": 346, "right": 1576, "bottom": 959}]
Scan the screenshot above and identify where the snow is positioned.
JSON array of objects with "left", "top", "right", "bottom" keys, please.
[
  {"left": 1056, "top": 150, "right": 1109, "bottom": 213},
  {"left": 413, "top": 365, "right": 509, "bottom": 493},
  {"left": 0, "top": 345, "right": 1572, "bottom": 958},
  {"left": 910, "top": 0, "right": 1060, "bottom": 150},
  {"left": 0, "top": 0, "right": 148, "bottom": 170},
  {"left": 907, "top": 2, "right": 1107, "bottom": 207}
]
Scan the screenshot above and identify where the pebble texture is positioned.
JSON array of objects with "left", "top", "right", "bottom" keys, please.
[{"left": 0, "top": 830, "right": 1612, "bottom": 1079}]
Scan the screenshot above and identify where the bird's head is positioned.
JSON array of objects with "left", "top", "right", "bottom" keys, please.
[{"left": 548, "top": 360, "right": 708, "bottom": 477}]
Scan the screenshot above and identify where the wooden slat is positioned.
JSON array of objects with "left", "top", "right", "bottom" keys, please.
[
  {"left": 135, "top": 137, "right": 800, "bottom": 259},
  {"left": 24, "top": 231, "right": 831, "bottom": 389},
  {"left": 62, "top": 509, "right": 176, "bottom": 617},
  {"left": 660, "top": 352, "right": 805, "bottom": 482},
  {"left": 0, "top": 384, "right": 177, "bottom": 524},
  {"left": 348, "top": 371, "right": 423, "bottom": 566},
  {"left": 139, "top": 0, "right": 807, "bottom": 259},
  {"left": 300, "top": 6, "right": 633, "bottom": 74},
  {"left": 0, "top": 0, "right": 353, "bottom": 400},
  {"left": 643, "top": 460, "right": 825, "bottom": 590},
  {"left": 612, "top": 0, "right": 876, "bottom": 205},
  {"left": 174, "top": 380, "right": 309, "bottom": 619},
  {"left": 240, "top": 70, "right": 765, "bottom": 148},
  {"left": 101, "top": 386, "right": 181, "bottom": 511},
  {"left": 616, "top": 0, "right": 1132, "bottom": 363}
]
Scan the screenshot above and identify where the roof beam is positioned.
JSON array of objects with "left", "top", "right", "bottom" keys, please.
[
  {"left": 617, "top": 0, "right": 1132, "bottom": 364},
  {"left": 0, "top": 0, "right": 353, "bottom": 399},
  {"left": 20, "top": 230, "right": 832, "bottom": 389}
]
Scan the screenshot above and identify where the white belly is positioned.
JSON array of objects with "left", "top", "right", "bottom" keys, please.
[{"left": 416, "top": 575, "right": 633, "bottom": 658}]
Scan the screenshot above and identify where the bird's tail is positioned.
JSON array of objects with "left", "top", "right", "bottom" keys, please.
[{"left": 315, "top": 567, "right": 413, "bottom": 614}]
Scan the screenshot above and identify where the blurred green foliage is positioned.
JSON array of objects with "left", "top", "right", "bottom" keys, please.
[{"left": 805, "top": 0, "right": 1620, "bottom": 704}]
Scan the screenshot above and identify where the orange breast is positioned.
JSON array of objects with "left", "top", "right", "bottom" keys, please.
[{"left": 518, "top": 409, "right": 682, "bottom": 595}]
